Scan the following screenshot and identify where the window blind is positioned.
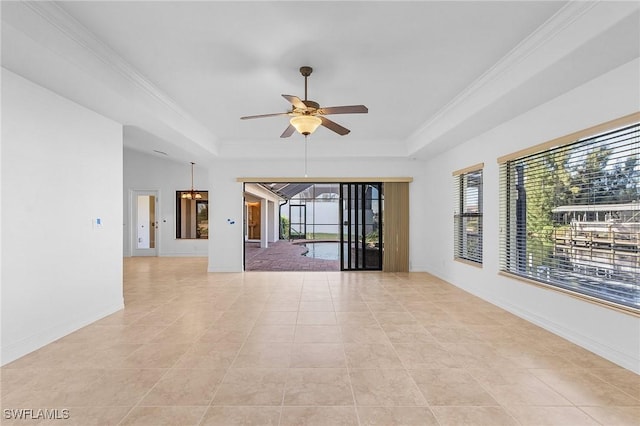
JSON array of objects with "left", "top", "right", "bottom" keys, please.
[
  {"left": 454, "top": 169, "right": 483, "bottom": 264},
  {"left": 499, "top": 123, "right": 640, "bottom": 311}
]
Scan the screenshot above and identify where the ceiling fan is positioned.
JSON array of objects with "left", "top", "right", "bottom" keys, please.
[{"left": 240, "top": 66, "right": 368, "bottom": 138}]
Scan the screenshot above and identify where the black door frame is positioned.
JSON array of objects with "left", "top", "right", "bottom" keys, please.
[{"left": 340, "top": 183, "right": 383, "bottom": 271}]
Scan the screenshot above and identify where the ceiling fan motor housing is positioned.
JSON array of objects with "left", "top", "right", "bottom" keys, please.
[{"left": 301, "top": 100, "right": 319, "bottom": 112}]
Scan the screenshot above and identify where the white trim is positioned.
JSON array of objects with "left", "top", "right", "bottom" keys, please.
[
  {"left": 5, "top": 1, "right": 219, "bottom": 157},
  {"left": 1, "top": 302, "right": 124, "bottom": 366},
  {"left": 22, "top": 2, "right": 189, "bottom": 118},
  {"left": 496, "top": 297, "right": 640, "bottom": 374},
  {"left": 407, "top": 1, "right": 639, "bottom": 155},
  {"left": 419, "top": 1, "right": 596, "bottom": 132},
  {"left": 430, "top": 268, "right": 640, "bottom": 374}
]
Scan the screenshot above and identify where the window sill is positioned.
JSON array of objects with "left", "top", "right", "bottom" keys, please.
[
  {"left": 498, "top": 271, "right": 640, "bottom": 317},
  {"left": 454, "top": 257, "right": 483, "bottom": 269}
]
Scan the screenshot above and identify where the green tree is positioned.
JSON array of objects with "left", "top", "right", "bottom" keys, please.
[
  {"left": 524, "top": 149, "right": 572, "bottom": 241},
  {"left": 521, "top": 137, "right": 638, "bottom": 273},
  {"left": 606, "top": 154, "right": 639, "bottom": 203},
  {"left": 567, "top": 146, "right": 613, "bottom": 205},
  {"left": 280, "top": 216, "right": 290, "bottom": 239},
  {"left": 197, "top": 203, "right": 208, "bottom": 222}
]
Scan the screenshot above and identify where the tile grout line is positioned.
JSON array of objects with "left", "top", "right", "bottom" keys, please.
[
  {"left": 276, "top": 278, "right": 305, "bottom": 426},
  {"left": 330, "top": 278, "right": 364, "bottom": 426},
  {"left": 370, "top": 274, "right": 443, "bottom": 425},
  {"left": 122, "top": 277, "right": 242, "bottom": 426},
  {"left": 192, "top": 287, "right": 254, "bottom": 426},
  {"left": 6, "top": 261, "right": 637, "bottom": 425},
  {"left": 113, "top": 296, "right": 198, "bottom": 426},
  {"left": 408, "top": 276, "right": 530, "bottom": 426}
]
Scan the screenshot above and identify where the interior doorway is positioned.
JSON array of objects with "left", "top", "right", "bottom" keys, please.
[
  {"left": 132, "top": 190, "right": 158, "bottom": 256},
  {"left": 246, "top": 202, "right": 261, "bottom": 240}
]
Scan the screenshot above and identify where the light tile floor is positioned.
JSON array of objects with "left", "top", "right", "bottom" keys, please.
[{"left": 1, "top": 257, "right": 638, "bottom": 425}]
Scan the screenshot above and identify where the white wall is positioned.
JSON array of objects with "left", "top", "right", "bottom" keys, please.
[
  {"left": 268, "top": 201, "right": 278, "bottom": 243},
  {"left": 209, "top": 158, "right": 423, "bottom": 272},
  {"left": 1, "top": 69, "right": 124, "bottom": 365},
  {"left": 419, "top": 58, "right": 640, "bottom": 373},
  {"left": 244, "top": 183, "right": 285, "bottom": 246},
  {"left": 123, "top": 148, "right": 209, "bottom": 257}
]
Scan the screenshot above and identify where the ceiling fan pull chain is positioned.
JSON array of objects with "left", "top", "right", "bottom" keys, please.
[{"left": 304, "top": 135, "right": 308, "bottom": 177}]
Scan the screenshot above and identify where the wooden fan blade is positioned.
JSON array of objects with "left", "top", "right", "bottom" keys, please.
[
  {"left": 320, "top": 116, "right": 350, "bottom": 136},
  {"left": 318, "top": 105, "right": 368, "bottom": 115},
  {"left": 282, "top": 94, "right": 306, "bottom": 110},
  {"left": 280, "top": 124, "right": 295, "bottom": 138},
  {"left": 240, "top": 112, "right": 289, "bottom": 120}
]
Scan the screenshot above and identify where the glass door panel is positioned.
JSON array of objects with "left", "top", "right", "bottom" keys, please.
[
  {"left": 132, "top": 190, "right": 158, "bottom": 256},
  {"left": 340, "top": 183, "right": 382, "bottom": 270}
]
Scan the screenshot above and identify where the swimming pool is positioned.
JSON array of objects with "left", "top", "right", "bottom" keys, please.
[{"left": 303, "top": 242, "right": 340, "bottom": 260}]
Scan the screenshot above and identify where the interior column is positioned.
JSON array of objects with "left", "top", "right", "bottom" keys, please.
[{"left": 260, "top": 199, "right": 268, "bottom": 248}]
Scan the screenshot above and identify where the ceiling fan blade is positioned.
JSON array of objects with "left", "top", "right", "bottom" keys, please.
[
  {"left": 282, "top": 94, "right": 306, "bottom": 110},
  {"left": 320, "top": 116, "right": 350, "bottom": 136},
  {"left": 280, "top": 124, "right": 295, "bottom": 138},
  {"left": 318, "top": 105, "right": 368, "bottom": 115},
  {"left": 240, "top": 112, "right": 289, "bottom": 120}
]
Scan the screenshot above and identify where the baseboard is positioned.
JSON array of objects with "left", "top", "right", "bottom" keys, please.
[
  {"left": 408, "top": 262, "right": 431, "bottom": 272},
  {"left": 0, "top": 300, "right": 124, "bottom": 366},
  {"left": 422, "top": 270, "right": 640, "bottom": 374},
  {"left": 494, "top": 298, "right": 640, "bottom": 374},
  {"left": 159, "top": 253, "right": 208, "bottom": 257}
]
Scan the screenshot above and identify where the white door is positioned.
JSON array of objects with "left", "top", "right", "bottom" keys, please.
[{"left": 132, "top": 190, "right": 159, "bottom": 256}]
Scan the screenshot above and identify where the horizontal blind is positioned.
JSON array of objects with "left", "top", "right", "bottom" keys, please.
[
  {"left": 500, "top": 123, "right": 640, "bottom": 310},
  {"left": 454, "top": 169, "right": 483, "bottom": 264}
]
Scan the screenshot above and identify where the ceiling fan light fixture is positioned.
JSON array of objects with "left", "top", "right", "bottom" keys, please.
[{"left": 290, "top": 115, "right": 322, "bottom": 135}]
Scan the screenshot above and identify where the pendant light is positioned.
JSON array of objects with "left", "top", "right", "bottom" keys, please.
[{"left": 181, "top": 162, "right": 202, "bottom": 200}]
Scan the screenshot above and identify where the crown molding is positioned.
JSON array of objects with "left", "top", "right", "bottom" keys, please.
[
  {"left": 5, "top": 0, "right": 218, "bottom": 156},
  {"left": 413, "top": 1, "right": 595, "bottom": 133},
  {"left": 21, "top": 1, "right": 190, "bottom": 118},
  {"left": 406, "top": 0, "right": 638, "bottom": 155}
]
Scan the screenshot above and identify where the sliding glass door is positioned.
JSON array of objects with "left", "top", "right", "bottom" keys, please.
[{"left": 340, "top": 183, "right": 383, "bottom": 270}]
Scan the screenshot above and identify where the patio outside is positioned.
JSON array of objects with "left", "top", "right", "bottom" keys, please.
[
  {"left": 244, "top": 240, "right": 340, "bottom": 271},
  {"left": 245, "top": 183, "right": 341, "bottom": 271}
]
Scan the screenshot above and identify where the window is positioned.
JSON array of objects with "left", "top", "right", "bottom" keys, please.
[
  {"left": 176, "top": 191, "right": 208, "bottom": 239},
  {"left": 499, "top": 121, "right": 639, "bottom": 311},
  {"left": 454, "top": 165, "right": 483, "bottom": 264}
]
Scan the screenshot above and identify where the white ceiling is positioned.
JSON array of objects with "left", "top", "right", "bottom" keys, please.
[{"left": 2, "top": 1, "right": 639, "bottom": 164}]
